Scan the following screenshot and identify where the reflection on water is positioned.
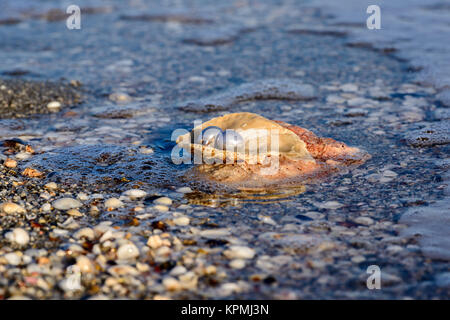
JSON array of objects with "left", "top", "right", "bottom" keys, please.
[{"left": 184, "top": 185, "right": 306, "bottom": 207}]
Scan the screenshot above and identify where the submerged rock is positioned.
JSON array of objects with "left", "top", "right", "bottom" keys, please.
[
  {"left": 178, "top": 79, "right": 316, "bottom": 113},
  {"left": 404, "top": 121, "right": 450, "bottom": 146}
]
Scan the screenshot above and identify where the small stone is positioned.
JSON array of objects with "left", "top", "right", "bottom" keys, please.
[
  {"left": 41, "top": 203, "right": 51, "bottom": 213},
  {"left": 47, "top": 101, "right": 61, "bottom": 111},
  {"left": 163, "top": 277, "right": 182, "bottom": 291},
  {"left": 76, "top": 256, "right": 95, "bottom": 273},
  {"left": 123, "top": 189, "right": 147, "bottom": 200},
  {"left": 108, "top": 265, "right": 139, "bottom": 277},
  {"left": 224, "top": 246, "right": 255, "bottom": 260},
  {"left": 154, "top": 197, "right": 172, "bottom": 206},
  {"left": 383, "top": 170, "right": 398, "bottom": 177},
  {"left": 104, "top": 198, "right": 124, "bottom": 209},
  {"left": 117, "top": 243, "right": 139, "bottom": 260},
  {"left": 173, "top": 216, "right": 190, "bottom": 226},
  {"left": 176, "top": 187, "right": 192, "bottom": 193},
  {"left": 229, "top": 259, "right": 246, "bottom": 269},
  {"left": 147, "top": 235, "right": 170, "bottom": 249},
  {"left": 5, "top": 228, "right": 30, "bottom": 246},
  {"left": 77, "top": 193, "right": 89, "bottom": 201},
  {"left": 386, "top": 245, "right": 403, "bottom": 253},
  {"left": 44, "top": 182, "right": 58, "bottom": 190},
  {"left": 1, "top": 202, "right": 26, "bottom": 215},
  {"left": 74, "top": 228, "right": 95, "bottom": 240},
  {"left": 3, "top": 158, "right": 17, "bottom": 168},
  {"left": 170, "top": 266, "right": 187, "bottom": 276},
  {"left": 316, "top": 201, "right": 344, "bottom": 210},
  {"left": 67, "top": 209, "right": 83, "bottom": 217},
  {"left": 153, "top": 205, "right": 169, "bottom": 212},
  {"left": 109, "top": 92, "right": 131, "bottom": 103},
  {"left": 4, "top": 252, "right": 21, "bottom": 265},
  {"left": 53, "top": 198, "right": 82, "bottom": 211},
  {"left": 354, "top": 217, "right": 374, "bottom": 226},
  {"left": 22, "top": 167, "right": 43, "bottom": 178},
  {"left": 351, "top": 255, "right": 366, "bottom": 263}
]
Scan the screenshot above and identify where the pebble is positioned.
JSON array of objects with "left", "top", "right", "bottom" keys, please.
[
  {"left": 229, "top": 259, "right": 246, "bottom": 269},
  {"left": 53, "top": 198, "right": 82, "bottom": 211},
  {"left": 154, "top": 197, "right": 172, "bottom": 206},
  {"left": 41, "top": 203, "right": 51, "bottom": 213},
  {"left": 224, "top": 246, "right": 256, "bottom": 260},
  {"left": 316, "top": 201, "right": 344, "bottom": 210},
  {"left": 176, "top": 187, "right": 192, "bottom": 193},
  {"left": 4, "top": 252, "right": 21, "bottom": 266},
  {"left": 173, "top": 216, "right": 190, "bottom": 226},
  {"left": 354, "top": 217, "right": 374, "bottom": 226},
  {"left": 67, "top": 209, "right": 83, "bottom": 217},
  {"left": 163, "top": 277, "right": 182, "bottom": 291},
  {"left": 0, "top": 202, "right": 26, "bottom": 215},
  {"left": 123, "top": 189, "right": 147, "bottom": 200},
  {"left": 47, "top": 101, "right": 61, "bottom": 111},
  {"left": 77, "top": 193, "right": 89, "bottom": 201},
  {"left": 74, "top": 228, "right": 95, "bottom": 240},
  {"left": 104, "top": 198, "right": 124, "bottom": 209},
  {"left": 117, "top": 243, "right": 139, "bottom": 260},
  {"left": 147, "top": 235, "right": 170, "bottom": 249},
  {"left": 44, "top": 182, "right": 58, "bottom": 190},
  {"left": 76, "top": 256, "right": 95, "bottom": 273},
  {"left": 5, "top": 228, "right": 30, "bottom": 246},
  {"left": 3, "top": 158, "right": 17, "bottom": 168},
  {"left": 153, "top": 205, "right": 169, "bottom": 212},
  {"left": 108, "top": 265, "right": 139, "bottom": 277},
  {"left": 170, "top": 266, "right": 187, "bottom": 276}
]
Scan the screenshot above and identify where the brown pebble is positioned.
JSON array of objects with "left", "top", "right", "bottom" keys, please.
[
  {"left": 4, "top": 158, "right": 17, "bottom": 168},
  {"left": 22, "top": 167, "right": 44, "bottom": 178}
]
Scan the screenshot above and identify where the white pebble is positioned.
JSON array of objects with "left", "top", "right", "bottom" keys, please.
[
  {"left": 41, "top": 203, "right": 52, "bottom": 212},
  {"left": 176, "top": 187, "right": 192, "bottom": 193},
  {"left": 47, "top": 101, "right": 61, "bottom": 111},
  {"left": 0, "top": 202, "right": 26, "bottom": 215},
  {"left": 316, "top": 201, "right": 344, "bottom": 210},
  {"left": 154, "top": 197, "right": 172, "bottom": 206},
  {"left": 123, "top": 189, "right": 147, "bottom": 200},
  {"left": 354, "top": 217, "right": 374, "bottom": 226},
  {"left": 77, "top": 193, "right": 89, "bottom": 201},
  {"left": 153, "top": 205, "right": 169, "bottom": 212},
  {"left": 44, "top": 182, "right": 58, "bottom": 190},
  {"left": 104, "top": 198, "right": 124, "bottom": 209},
  {"left": 173, "top": 216, "right": 190, "bottom": 226},
  {"left": 117, "top": 243, "right": 139, "bottom": 260},
  {"left": 224, "top": 246, "right": 255, "bottom": 260},
  {"left": 53, "top": 198, "right": 82, "bottom": 211},
  {"left": 5, "top": 228, "right": 30, "bottom": 246},
  {"left": 74, "top": 228, "right": 95, "bottom": 240},
  {"left": 4, "top": 252, "right": 21, "bottom": 265},
  {"left": 229, "top": 259, "right": 246, "bottom": 269}
]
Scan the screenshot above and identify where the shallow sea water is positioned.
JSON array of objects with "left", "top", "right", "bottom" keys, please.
[{"left": 0, "top": 0, "right": 448, "bottom": 299}]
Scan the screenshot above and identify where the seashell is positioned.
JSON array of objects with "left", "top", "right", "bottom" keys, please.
[
  {"left": 214, "top": 129, "right": 244, "bottom": 152},
  {"left": 176, "top": 112, "right": 370, "bottom": 186}
]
